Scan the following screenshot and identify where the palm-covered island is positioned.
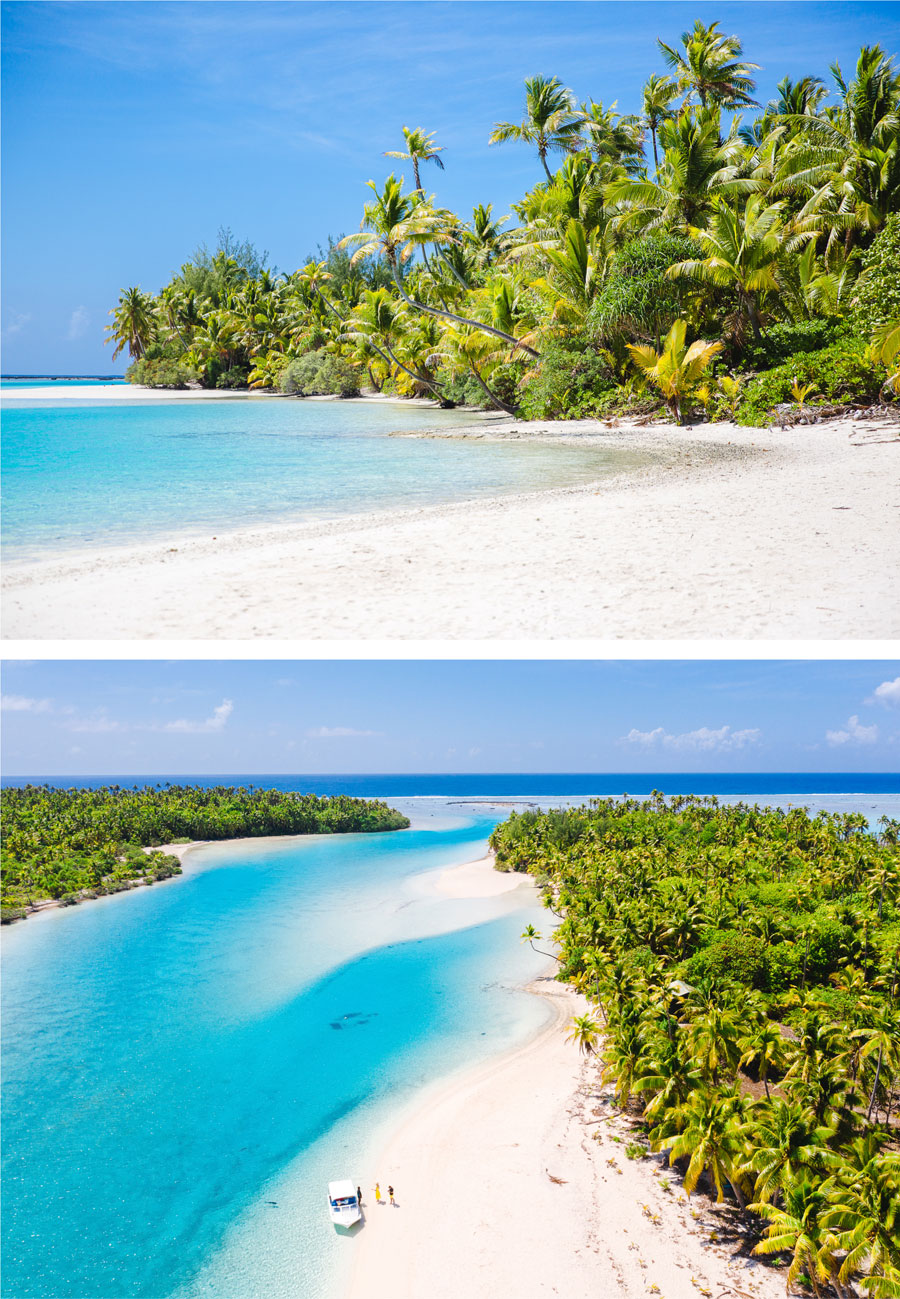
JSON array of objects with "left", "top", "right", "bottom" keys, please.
[
  {"left": 489, "top": 796, "right": 900, "bottom": 1296},
  {"left": 0, "top": 785, "right": 410, "bottom": 921},
  {"left": 109, "top": 24, "right": 900, "bottom": 427}
]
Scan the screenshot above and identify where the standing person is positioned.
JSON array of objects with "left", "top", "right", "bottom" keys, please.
[
  {"left": 357, "top": 1186, "right": 363, "bottom": 1208},
  {"left": 388, "top": 1185, "right": 395, "bottom": 1206},
  {"left": 374, "top": 1182, "right": 382, "bottom": 1204}
]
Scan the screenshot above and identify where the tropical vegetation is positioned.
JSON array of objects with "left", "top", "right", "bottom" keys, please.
[
  {"left": 107, "top": 24, "right": 900, "bottom": 426},
  {"left": 0, "top": 784, "right": 410, "bottom": 919},
  {"left": 490, "top": 795, "right": 900, "bottom": 1296}
]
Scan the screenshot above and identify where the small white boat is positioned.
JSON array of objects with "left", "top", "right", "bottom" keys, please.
[{"left": 328, "top": 1180, "right": 361, "bottom": 1229}]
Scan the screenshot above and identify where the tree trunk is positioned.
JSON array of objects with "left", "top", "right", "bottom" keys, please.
[
  {"left": 467, "top": 358, "right": 519, "bottom": 416},
  {"left": 651, "top": 127, "right": 660, "bottom": 172},
  {"left": 380, "top": 340, "right": 447, "bottom": 403},
  {"left": 389, "top": 258, "right": 540, "bottom": 359},
  {"left": 539, "top": 143, "right": 553, "bottom": 183},
  {"left": 866, "top": 1043, "right": 883, "bottom": 1123},
  {"left": 366, "top": 363, "right": 382, "bottom": 392}
]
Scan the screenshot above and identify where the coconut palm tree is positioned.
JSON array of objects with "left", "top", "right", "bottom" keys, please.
[
  {"left": 606, "top": 111, "right": 753, "bottom": 234},
  {"left": 341, "top": 288, "right": 446, "bottom": 400},
  {"left": 626, "top": 318, "right": 723, "bottom": 423},
  {"left": 658, "top": 20, "right": 760, "bottom": 109},
  {"left": 823, "top": 1147, "right": 900, "bottom": 1299},
  {"left": 753, "top": 1177, "right": 843, "bottom": 1299},
  {"left": 640, "top": 74, "right": 680, "bottom": 170},
  {"left": 658, "top": 1086, "right": 750, "bottom": 1206},
  {"left": 106, "top": 287, "right": 157, "bottom": 360},
  {"left": 385, "top": 126, "right": 445, "bottom": 193},
  {"left": 666, "top": 194, "right": 800, "bottom": 343},
  {"left": 489, "top": 75, "right": 584, "bottom": 182},
  {"left": 567, "top": 1013, "right": 602, "bottom": 1056},
  {"left": 339, "top": 176, "right": 539, "bottom": 356}
]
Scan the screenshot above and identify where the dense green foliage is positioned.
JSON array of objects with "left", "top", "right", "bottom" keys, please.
[
  {"left": 490, "top": 796, "right": 900, "bottom": 1296},
  {"left": 736, "top": 339, "right": 886, "bottom": 426},
  {"left": 1, "top": 785, "right": 410, "bottom": 916},
  {"left": 108, "top": 26, "right": 900, "bottom": 424}
]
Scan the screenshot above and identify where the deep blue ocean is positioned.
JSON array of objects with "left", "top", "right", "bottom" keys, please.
[
  {"left": 0, "top": 395, "right": 649, "bottom": 560},
  {"left": 2, "top": 780, "right": 897, "bottom": 1299},
  {"left": 4, "top": 770, "right": 897, "bottom": 797}
]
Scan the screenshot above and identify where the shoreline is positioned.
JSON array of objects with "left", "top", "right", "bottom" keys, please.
[
  {"left": 4, "top": 413, "right": 897, "bottom": 639},
  {"left": 343, "top": 947, "right": 786, "bottom": 1299}
]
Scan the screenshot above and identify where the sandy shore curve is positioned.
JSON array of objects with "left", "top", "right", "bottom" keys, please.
[{"left": 3, "top": 414, "right": 897, "bottom": 640}]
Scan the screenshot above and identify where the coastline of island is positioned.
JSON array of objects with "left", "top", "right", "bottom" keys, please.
[{"left": 4, "top": 410, "right": 897, "bottom": 640}]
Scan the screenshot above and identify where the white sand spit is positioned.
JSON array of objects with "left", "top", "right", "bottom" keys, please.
[
  {"left": 346, "top": 978, "right": 785, "bottom": 1299},
  {"left": 3, "top": 415, "right": 897, "bottom": 639},
  {"left": 434, "top": 853, "right": 526, "bottom": 898}
]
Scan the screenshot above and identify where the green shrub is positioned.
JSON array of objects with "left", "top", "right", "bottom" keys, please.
[
  {"left": 852, "top": 213, "right": 900, "bottom": 330},
  {"left": 765, "top": 943, "right": 803, "bottom": 993},
  {"left": 742, "top": 319, "right": 847, "bottom": 370},
  {"left": 735, "top": 339, "right": 886, "bottom": 426},
  {"left": 278, "top": 351, "right": 362, "bottom": 397},
  {"left": 590, "top": 233, "right": 700, "bottom": 345},
  {"left": 1, "top": 906, "right": 27, "bottom": 924},
  {"left": 519, "top": 338, "right": 617, "bottom": 419},
  {"left": 686, "top": 932, "right": 768, "bottom": 987},
  {"left": 126, "top": 356, "right": 199, "bottom": 388},
  {"left": 215, "top": 365, "right": 250, "bottom": 389}
]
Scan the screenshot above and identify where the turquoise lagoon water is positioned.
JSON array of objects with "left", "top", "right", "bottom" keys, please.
[
  {"left": 0, "top": 805, "right": 548, "bottom": 1299},
  {"left": 1, "top": 396, "right": 647, "bottom": 561}
]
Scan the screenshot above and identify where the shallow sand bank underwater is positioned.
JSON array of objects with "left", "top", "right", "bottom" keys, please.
[{"left": 4, "top": 413, "right": 897, "bottom": 640}]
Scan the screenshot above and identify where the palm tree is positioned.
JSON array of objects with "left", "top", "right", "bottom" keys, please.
[
  {"left": 341, "top": 288, "right": 446, "bottom": 401},
  {"left": 489, "top": 75, "right": 584, "bottom": 182},
  {"left": 658, "top": 20, "right": 760, "bottom": 109},
  {"left": 339, "top": 176, "right": 539, "bottom": 357},
  {"left": 606, "top": 111, "right": 752, "bottom": 234},
  {"left": 823, "top": 1147, "right": 900, "bottom": 1299},
  {"left": 667, "top": 194, "right": 799, "bottom": 343},
  {"left": 658, "top": 1086, "right": 750, "bottom": 1206},
  {"left": 567, "top": 1013, "right": 601, "bottom": 1055},
  {"left": 521, "top": 924, "right": 559, "bottom": 960},
  {"left": 778, "top": 45, "right": 900, "bottom": 246},
  {"left": 626, "top": 318, "right": 723, "bottom": 423},
  {"left": 385, "top": 126, "right": 445, "bottom": 193},
  {"left": 431, "top": 319, "right": 518, "bottom": 414},
  {"left": 753, "top": 1177, "right": 842, "bottom": 1299},
  {"left": 640, "top": 74, "right": 680, "bottom": 170},
  {"left": 106, "top": 287, "right": 156, "bottom": 360},
  {"left": 741, "top": 1099, "right": 830, "bottom": 1204},
  {"left": 740, "top": 1020, "right": 787, "bottom": 1099}
]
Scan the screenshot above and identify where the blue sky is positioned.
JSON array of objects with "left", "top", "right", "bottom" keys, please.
[
  {"left": 2, "top": 659, "right": 898, "bottom": 775},
  {"left": 3, "top": 1, "right": 898, "bottom": 372}
]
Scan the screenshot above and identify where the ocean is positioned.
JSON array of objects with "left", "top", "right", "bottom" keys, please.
[
  {"left": 0, "top": 395, "right": 650, "bottom": 561},
  {"left": 2, "top": 780, "right": 897, "bottom": 1299}
]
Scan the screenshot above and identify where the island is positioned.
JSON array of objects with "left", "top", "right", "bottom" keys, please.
[{"left": 0, "top": 784, "right": 410, "bottom": 921}]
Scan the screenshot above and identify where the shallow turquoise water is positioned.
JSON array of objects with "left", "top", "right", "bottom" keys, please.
[
  {"left": 1, "top": 397, "right": 646, "bottom": 560},
  {"left": 0, "top": 808, "right": 547, "bottom": 1299}
]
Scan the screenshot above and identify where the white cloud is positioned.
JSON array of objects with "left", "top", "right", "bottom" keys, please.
[
  {"left": 305, "top": 725, "right": 379, "bottom": 738},
  {"left": 67, "top": 306, "right": 90, "bottom": 340},
  {"left": 867, "top": 677, "right": 900, "bottom": 709},
  {"left": 2, "top": 311, "right": 31, "bottom": 340},
  {"left": 825, "top": 715, "right": 879, "bottom": 747},
  {"left": 163, "top": 699, "right": 234, "bottom": 734},
  {"left": 66, "top": 713, "right": 121, "bottom": 733},
  {"left": 622, "top": 724, "right": 761, "bottom": 752},
  {"left": 1, "top": 694, "right": 52, "bottom": 713}
]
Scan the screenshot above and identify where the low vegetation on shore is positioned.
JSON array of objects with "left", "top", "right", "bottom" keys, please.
[
  {"left": 0, "top": 785, "right": 410, "bottom": 920},
  {"left": 108, "top": 23, "right": 899, "bottom": 427},
  {"left": 490, "top": 795, "right": 900, "bottom": 1297}
]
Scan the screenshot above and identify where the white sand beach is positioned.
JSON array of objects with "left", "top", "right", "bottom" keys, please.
[
  {"left": 347, "top": 851, "right": 786, "bottom": 1298},
  {"left": 345, "top": 972, "right": 785, "bottom": 1299},
  {"left": 4, "top": 412, "right": 896, "bottom": 641}
]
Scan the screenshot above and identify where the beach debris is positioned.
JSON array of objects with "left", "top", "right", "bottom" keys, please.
[{"left": 547, "top": 1171, "right": 568, "bottom": 1184}]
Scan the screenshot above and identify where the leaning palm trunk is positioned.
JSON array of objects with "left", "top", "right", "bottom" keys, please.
[
  {"left": 388, "top": 258, "right": 540, "bottom": 359},
  {"left": 376, "top": 338, "right": 447, "bottom": 402},
  {"left": 467, "top": 358, "right": 518, "bottom": 416}
]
